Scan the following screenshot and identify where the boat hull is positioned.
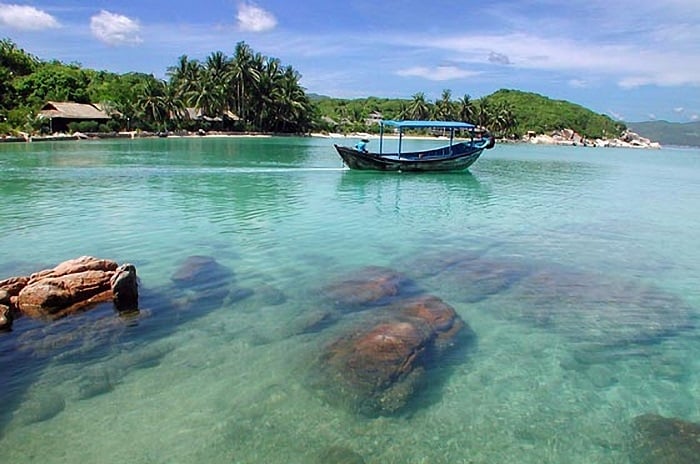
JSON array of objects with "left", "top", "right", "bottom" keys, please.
[{"left": 334, "top": 140, "right": 490, "bottom": 172}]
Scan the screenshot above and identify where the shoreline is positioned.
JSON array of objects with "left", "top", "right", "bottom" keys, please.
[{"left": 0, "top": 129, "right": 661, "bottom": 149}]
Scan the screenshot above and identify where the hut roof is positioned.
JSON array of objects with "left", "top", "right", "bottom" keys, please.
[
  {"left": 39, "top": 101, "right": 110, "bottom": 120},
  {"left": 185, "top": 107, "right": 240, "bottom": 122}
]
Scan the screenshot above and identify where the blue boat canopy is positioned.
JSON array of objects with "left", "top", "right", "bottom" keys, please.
[{"left": 380, "top": 120, "right": 475, "bottom": 130}]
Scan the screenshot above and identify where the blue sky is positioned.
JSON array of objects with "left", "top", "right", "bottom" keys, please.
[{"left": 1, "top": 0, "right": 699, "bottom": 122}]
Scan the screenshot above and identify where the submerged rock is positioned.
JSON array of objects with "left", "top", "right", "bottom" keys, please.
[
  {"left": 631, "top": 414, "right": 700, "bottom": 464},
  {"left": 77, "top": 370, "right": 115, "bottom": 400},
  {"left": 316, "top": 295, "right": 473, "bottom": 416},
  {"left": 396, "top": 249, "right": 485, "bottom": 280},
  {"left": 171, "top": 255, "right": 233, "bottom": 291},
  {"left": 321, "top": 266, "right": 415, "bottom": 310},
  {"left": 14, "top": 391, "right": 66, "bottom": 425},
  {"left": 506, "top": 267, "right": 694, "bottom": 348},
  {"left": 439, "top": 257, "right": 530, "bottom": 302}
]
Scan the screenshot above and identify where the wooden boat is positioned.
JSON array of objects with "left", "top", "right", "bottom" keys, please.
[{"left": 334, "top": 120, "right": 494, "bottom": 172}]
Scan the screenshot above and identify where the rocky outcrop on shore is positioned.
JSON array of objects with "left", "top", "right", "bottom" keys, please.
[
  {"left": 524, "top": 128, "right": 661, "bottom": 149},
  {"left": 0, "top": 256, "right": 138, "bottom": 330}
]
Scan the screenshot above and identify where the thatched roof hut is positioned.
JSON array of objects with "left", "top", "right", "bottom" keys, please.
[{"left": 39, "top": 101, "right": 110, "bottom": 132}]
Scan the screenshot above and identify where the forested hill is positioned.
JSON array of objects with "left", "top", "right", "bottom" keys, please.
[
  {"left": 482, "top": 89, "right": 625, "bottom": 139},
  {"left": 626, "top": 121, "right": 700, "bottom": 147},
  {"left": 312, "top": 89, "right": 626, "bottom": 140}
]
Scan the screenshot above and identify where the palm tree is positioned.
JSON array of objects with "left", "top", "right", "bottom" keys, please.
[
  {"left": 457, "top": 94, "right": 475, "bottom": 123},
  {"left": 493, "top": 102, "right": 517, "bottom": 138},
  {"left": 434, "top": 89, "right": 455, "bottom": 121},
  {"left": 136, "top": 79, "right": 168, "bottom": 130},
  {"left": 406, "top": 92, "right": 431, "bottom": 120},
  {"left": 253, "top": 56, "right": 282, "bottom": 130},
  {"left": 231, "top": 42, "right": 260, "bottom": 126},
  {"left": 200, "top": 51, "right": 231, "bottom": 119},
  {"left": 270, "top": 66, "right": 311, "bottom": 132},
  {"left": 160, "top": 82, "right": 186, "bottom": 130},
  {"left": 190, "top": 75, "right": 225, "bottom": 120},
  {"left": 474, "top": 99, "right": 492, "bottom": 129},
  {"left": 167, "top": 55, "right": 200, "bottom": 99}
]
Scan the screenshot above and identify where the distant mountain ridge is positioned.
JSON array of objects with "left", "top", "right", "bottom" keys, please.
[{"left": 626, "top": 121, "right": 700, "bottom": 147}]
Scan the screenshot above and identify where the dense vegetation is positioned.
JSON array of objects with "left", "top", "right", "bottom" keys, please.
[
  {"left": 312, "top": 90, "right": 521, "bottom": 138},
  {"left": 482, "top": 89, "right": 626, "bottom": 139},
  {"left": 626, "top": 121, "right": 700, "bottom": 147},
  {"left": 310, "top": 89, "right": 626, "bottom": 139},
  {"left": 1, "top": 37, "right": 626, "bottom": 139},
  {"left": 0, "top": 38, "right": 312, "bottom": 134}
]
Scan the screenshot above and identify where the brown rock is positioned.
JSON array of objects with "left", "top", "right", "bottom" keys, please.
[
  {"left": 29, "top": 256, "right": 118, "bottom": 282},
  {"left": 317, "top": 295, "right": 472, "bottom": 415},
  {"left": 322, "top": 266, "right": 410, "bottom": 309},
  {"left": 1, "top": 257, "right": 140, "bottom": 323},
  {"left": 399, "top": 295, "right": 456, "bottom": 332},
  {"left": 396, "top": 295, "right": 471, "bottom": 353},
  {"left": 320, "top": 320, "right": 429, "bottom": 415},
  {"left": 0, "top": 276, "right": 29, "bottom": 299},
  {"left": 0, "top": 304, "right": 12, "bottom": 330},
  {"left": 18, "top": 270, "right": 114, "bottom": 319},
  {"left": 111, "top": 263, "right": 138, "bottom": 313}
]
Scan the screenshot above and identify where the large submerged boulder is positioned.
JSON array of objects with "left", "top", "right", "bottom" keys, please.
[
  {"left": 507, "top": 267, "right": 695, "bottom": 348},
  {"left": 171, "top": 255, "right": 233, "bottom": 291},
  {"left": 316, "top": 295, "right": 473, "bottom": 416}
]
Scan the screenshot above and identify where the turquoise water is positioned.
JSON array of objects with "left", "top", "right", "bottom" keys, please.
[{"left": 1, "top": 137, "right": 699, "bottom": 463}]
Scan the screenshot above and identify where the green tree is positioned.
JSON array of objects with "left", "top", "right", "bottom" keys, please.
[
  {"left": 167, "top": 55, "right": 201, "bottom": 100},
  {"left": 457, "top": 94, "right": 475, "bottom": 123},
  {"left": 231, "top": 42, "right": 260, "bottom": 125},
  {"left": 434, "top": 89, "right": 455, "bottom": 120},
  {"left": 14, "top": 62, "right": 91, "bottom": 106},
  {"left": 406, "top": 92, "right": 431, "bottom": 120},
  {"left": 135, "top": 78, "right": 170, "bottom": 130}
]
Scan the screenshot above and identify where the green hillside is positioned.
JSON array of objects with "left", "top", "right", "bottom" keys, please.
[
  {"left": 482, "top": 89, "right": 625, "bottom": 139},
  {"left": 626, "top": 121, "right": 700, "bottom": 147},
  {"left": 311, "top": 89, "right": 626, "bottom": 139}
]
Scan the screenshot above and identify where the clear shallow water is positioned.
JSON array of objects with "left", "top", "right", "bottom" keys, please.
[{"left": 1, "top": 137, "right": 699, "bottom": 463}]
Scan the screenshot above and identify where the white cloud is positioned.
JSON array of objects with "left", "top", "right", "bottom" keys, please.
[
  {"left": 608, "top": 110, "right": 625, "bottom": 121},
  {"left": 674, "top": 107, "right": 685, "bottom": 113},
  {"left": 237, "top": 2, "right": 277, "bottom": 32},
  {"left": 568, "top": 79, "right": 588, "bottom": 88},
  {"left": 0, "top": 3, "right": 59, "bottom": 30},
  {"left": 90, "top": 10, "right": 142, "bottom": 46},
  {"left": 691, "top": 114, "right": 699, "bottom": 121},
  {"left": 406, "top": 32, "right": 700, "bottom": 88},
  {"left": 396, "top": 65, "right": 480, "bottom": 81}
]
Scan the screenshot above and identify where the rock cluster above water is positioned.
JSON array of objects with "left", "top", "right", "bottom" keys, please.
[
  {"left": 525, "top": 128, "right": 661, "bottom": 149},
  {"left": 0, "top": 256, "right": 138, "bottom": 330}
]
